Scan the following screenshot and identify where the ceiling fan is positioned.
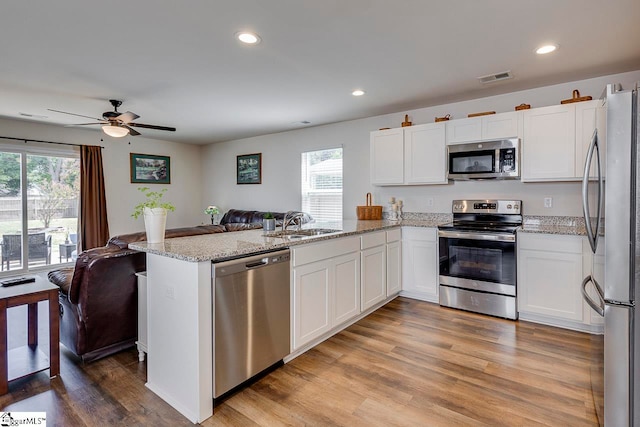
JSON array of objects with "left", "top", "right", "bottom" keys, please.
[{"left": 48, "top": 99, "right": 177, "bottom": 138}]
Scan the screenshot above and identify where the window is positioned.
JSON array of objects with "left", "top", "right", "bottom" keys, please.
[
  {"left": 0, "top": 146, "right": 80, "bottom": 274},
  {"left": 301, "top": 148, "right": 342, "bottom": 222}
]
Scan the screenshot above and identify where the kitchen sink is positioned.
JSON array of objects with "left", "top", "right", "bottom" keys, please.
[{"left": 266, "top": 228, "right": 341, "bottom": 238}]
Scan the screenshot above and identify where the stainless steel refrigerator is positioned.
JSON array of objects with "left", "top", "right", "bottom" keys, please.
[{"left": 582, "top": 82, "right": 640, "bottom": 427}]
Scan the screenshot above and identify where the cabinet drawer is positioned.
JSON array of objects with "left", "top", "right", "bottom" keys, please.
[
  {"left": 386, "top": 228, "right": 401, "bottom": 243},
  {"left": 518, "top": 232, "right": 582, "bottom": 253},
  {"left": 361, "top": 231, "right": 386, "bottom": 249},
  {"left": 293, "top": 236, "right": 360, "bottom": 267},
  {"left": 402, "top": 226, "right": 437, "bottom": 242}
]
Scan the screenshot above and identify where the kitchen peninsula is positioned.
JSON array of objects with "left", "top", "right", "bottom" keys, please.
[{"left": 129, "top": 219, "right": 441, "bottom": 423}]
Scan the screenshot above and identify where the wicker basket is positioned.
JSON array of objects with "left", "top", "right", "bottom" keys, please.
[{"left": 356, "top": 193, "right": 383, "bottom": 220}]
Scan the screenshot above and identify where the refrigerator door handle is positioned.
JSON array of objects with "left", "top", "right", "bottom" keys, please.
[
  {"left": 582, "top": 129, "right": 602, "bottom": 253},
  {"left": 581, "top": 275, "right": 605, "bottom": 316}
]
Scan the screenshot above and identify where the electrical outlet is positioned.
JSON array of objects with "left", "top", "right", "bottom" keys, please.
[
  {"left": 544, "top": 197, "right": 553, "bottom": 208},
  {"left": 426, "top": 197, "right": 434, "bottom": 207},
  {"left": 164, "top": 286, "right": 175, "bottom": 300}
]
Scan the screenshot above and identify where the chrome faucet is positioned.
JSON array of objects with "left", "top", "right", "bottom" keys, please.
[{"left": 282, "top": 211, "right": 304, "bottom": 231}]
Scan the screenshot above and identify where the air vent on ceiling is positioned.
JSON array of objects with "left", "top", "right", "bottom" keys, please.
[{"left": 477, "top": 70, "right": 513, "bottom": 85}]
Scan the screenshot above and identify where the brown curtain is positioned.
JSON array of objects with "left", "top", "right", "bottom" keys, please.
[{"left": 80, "top": 145, "right": 110, "bottom": 250}]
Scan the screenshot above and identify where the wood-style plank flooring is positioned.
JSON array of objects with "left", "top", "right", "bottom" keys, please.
[{"left": 1, "top": 297, "right": 598, "bottom": 426}]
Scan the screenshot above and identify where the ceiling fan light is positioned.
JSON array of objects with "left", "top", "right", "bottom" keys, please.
[{"left": 102, "top": 124, "right": 130, "bottom": 138}]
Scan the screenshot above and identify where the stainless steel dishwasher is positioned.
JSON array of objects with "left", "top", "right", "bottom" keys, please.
[{"left": 212, "top": 249, "right": 290, "bottom": 398}]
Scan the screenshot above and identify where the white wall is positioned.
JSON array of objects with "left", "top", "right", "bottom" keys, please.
[
  {"left": 202, "top": 70, "right": 640, "bottom": 218},
  {"left": 0, "top": 118, "right": 203, "bottom": 236}
]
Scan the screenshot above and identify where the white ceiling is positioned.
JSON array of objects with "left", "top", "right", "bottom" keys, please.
[{"left": 1, "top": 0, "right": 639, "bottom": 145}]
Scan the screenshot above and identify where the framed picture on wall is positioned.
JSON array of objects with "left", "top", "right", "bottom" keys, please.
[
  {"left": 130, "top": 153, "right": 171, "bottom": 184},
  {"left": 237, "top": 153, "right": 262, "bottom": 184}
]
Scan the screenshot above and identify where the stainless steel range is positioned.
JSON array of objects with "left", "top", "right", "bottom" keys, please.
[{"left": 438, "top": 199, "right": 522, "bottom": 320}]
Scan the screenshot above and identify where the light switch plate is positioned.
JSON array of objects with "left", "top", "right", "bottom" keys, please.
[{"left": 544, "top": 197, "right": 553, "bottom": 208}]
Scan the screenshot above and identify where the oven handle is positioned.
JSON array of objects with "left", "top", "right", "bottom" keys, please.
[{"left": 437, "top": 230, "right": 516, "bottom": 242}]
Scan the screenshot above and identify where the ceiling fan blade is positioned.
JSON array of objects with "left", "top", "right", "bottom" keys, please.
[
  {"left": 128, "top": 122, "right": 176, "bottom": 132},
  {"left": 47, "top": 109, "right": 103, "bottom": 121},
  {"left": 64, "top": 122, "right": 104, "bottom": 127},
  {"left": 116, "top": 111, "right": 140, "bottom": 124},
  {"left": 123, "top": 125, "right": 141, "bottom": 136}
]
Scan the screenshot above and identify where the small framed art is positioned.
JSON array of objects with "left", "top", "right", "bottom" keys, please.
[
  {"left": 130, "top": 153, "right": 171, "bottom": 184},
  {"left": 237, "top": 153, "right": 262, "bottom": 184}
]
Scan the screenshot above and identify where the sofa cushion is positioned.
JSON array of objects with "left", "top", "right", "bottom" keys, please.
[
  {"left": 224, "top": 222, "right": 264, "bottom": 232},
  {"left": 48, "top": 267, "right": 74, "bottom": 295},
  {"left": 220, "top": 209, "right": 313, "bottom": 225}
]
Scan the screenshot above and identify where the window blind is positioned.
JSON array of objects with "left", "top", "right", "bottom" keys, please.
[{"left": 301, "top": 148, "right": 342, "bottom": 222}]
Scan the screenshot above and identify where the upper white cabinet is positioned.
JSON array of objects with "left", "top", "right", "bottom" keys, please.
[
  {"left": 401, "top": 227, "right": 439, "bottom": 303},
  {"left": 522, "top": 100, "right": 600, "bottom": 181},
  {"left": 370, "top": 128, "right": 404, "bottom": 185},
  {"left": 371, "top": 123, "right": 447, "bottom": 186},
  {"left": 446, "top": 111, "right": 522, "bottom": 145}
]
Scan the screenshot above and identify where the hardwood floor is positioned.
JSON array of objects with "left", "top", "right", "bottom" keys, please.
[{"left": 1, "top": 297, "right": 598, "bottom": 426}]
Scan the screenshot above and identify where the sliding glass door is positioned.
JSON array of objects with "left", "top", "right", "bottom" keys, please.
[{"left": 0, "top": 149, "right": 79, "bottom": 274}]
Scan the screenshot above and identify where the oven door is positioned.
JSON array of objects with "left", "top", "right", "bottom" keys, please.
[{"left": 438, "top": 230, "right": 516, "bottom": 296}]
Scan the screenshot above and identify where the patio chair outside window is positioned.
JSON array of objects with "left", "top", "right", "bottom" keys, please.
[{"left": 1, "top": 232, "right": 51, "bottom": 271}]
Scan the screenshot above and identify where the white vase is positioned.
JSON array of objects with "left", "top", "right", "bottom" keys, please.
[{"left": 143, "top": 207, "right": 167, "bottom": 243}]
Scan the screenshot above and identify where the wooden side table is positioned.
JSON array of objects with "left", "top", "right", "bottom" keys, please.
[{"left": 0, "top": 278, "right": 59, "bottom": 394}]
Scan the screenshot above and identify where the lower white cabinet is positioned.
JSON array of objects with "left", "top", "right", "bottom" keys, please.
[
  {"left": 361, "top": 231, "right": 387, "bottom": 311},
  {"left": 292, "top": 236, "right": 360, "bottom": 350},
  {"left": 401, "top": 227, "right": 439, "bottom": 302},
  {"left": 518, "top": 233, "right": 584, "bottom": 323},
  {"left": 386, "top": 229, "right": 402, "bottom": 297}
]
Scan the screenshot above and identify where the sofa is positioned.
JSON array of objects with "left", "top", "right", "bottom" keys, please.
[{"left": 47, "top": 209, "right": 311, "bottom": 362}]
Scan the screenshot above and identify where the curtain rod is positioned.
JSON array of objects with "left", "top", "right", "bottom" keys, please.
[{"left": 0, "top": 135, "right": 105, "bottom": 149}]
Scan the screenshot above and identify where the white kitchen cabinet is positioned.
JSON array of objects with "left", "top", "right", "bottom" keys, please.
[
  {"left": 361, "top": 231, "right": 386, "bottom": 310},
  {"left": 292, "top": 236, "right": 361, "bottom": 350},
  {"left": 522, "top": 100, "right": 600, "bottom": 181},
  {"left": 370, "top": 128, "right": 404, "bottom": 185},
  {"left": 371, "top": 123, "right": 446, "bottom": 185},
  {"left": 386, "top": 229, "right": 402, "bottom": 296},
  {"left": 575, "top": 100, "right": 605, "bottom": 178},
  {"left": 446, "top": 111, "right": 521, "bottom": 145},
  {"left": 401, "top": 227, "right": 439, "bottom": 302},
  {"left": 518, "top": 233, "right": 584, "bottom": 323}
]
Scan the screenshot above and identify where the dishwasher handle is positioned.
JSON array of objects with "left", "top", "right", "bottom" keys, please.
[{"left": 245, "top": 259, "right": 268, "bottom": 269}]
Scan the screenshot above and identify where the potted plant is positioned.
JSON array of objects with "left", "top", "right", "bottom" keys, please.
[
  {"left": 132, "top": 187, "right": 175, "bottom": 243},
  {"left": 204, "top": 205, "right": 220, "bottom": 224},
  {"left": 263, "top": 212, "right": 276, "bottom": 231}
]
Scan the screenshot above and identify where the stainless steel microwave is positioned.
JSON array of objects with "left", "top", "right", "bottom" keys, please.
[{"left": 447, "top": 138, "right": 520, "bottom": 180}]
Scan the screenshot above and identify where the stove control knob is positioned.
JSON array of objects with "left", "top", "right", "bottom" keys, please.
[
  {"left": 514, "top": 204, "right": 519, "bottom": 210},
  {"left": 507, "top": 204, "right": 512, "bottom": 209}
]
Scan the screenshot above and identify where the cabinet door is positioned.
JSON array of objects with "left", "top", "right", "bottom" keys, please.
[
  {"left": 446, "top": 117, "right": 482, "bottom": 144},
  {"left": 575, "top": 100, "right": 602, "bottom": 179},
  {"left": 293, "top": 260, "right": 332, "bottom": 349},
  {"left": 361, "top": 245, "right": 386, "bottom": 310},
  {"left": 522, "top": 105, "right": 576, "bottom": 181},
  {"left": 404, "top": 123, "right": 447, "bottom": 184},
  {"left": 482, "top": 111, "right": 521, "bottom": 140},
  {"left": 370, "top": 128, "right": 404, "bottom": 185},
  {"left": 401, "top": 227, "right": 438, "bottom": 302},
  {"left": 333, "top": 252, "right": 361, "bottom": 326},
  {"left": 386, "top": 240, "right": 401, "bottom": 296},
  {"left": 518, "top": 245, "right": 584, "bottom": 322}
]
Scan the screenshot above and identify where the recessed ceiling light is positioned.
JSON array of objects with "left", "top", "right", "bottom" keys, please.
[
  {"left": 352, "top": 90, "right": 365, "bottom": 96},
  {"left": 536, "top": 44, "right": 558, "bottom": 55},
  {"left": 236, "top": 32, "right": 261, "bottom": 44}
]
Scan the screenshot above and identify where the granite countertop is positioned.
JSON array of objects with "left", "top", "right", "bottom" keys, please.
[
  {"left": 129, "top": 214, "right": 589, "bottom": 262},
  {"left": 519, "top": 216, "right": 587, "bottom": 236},
  {"left": 129, "top": 215, "right": 449, "bottom": 263}
]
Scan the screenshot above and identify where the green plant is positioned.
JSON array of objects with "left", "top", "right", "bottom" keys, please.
[
  {"left": 263, "top": 212, "right": 274, "bottom": 219},
  {"left": 131, "top": 187, "right": 176, "bottom": 219}
]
